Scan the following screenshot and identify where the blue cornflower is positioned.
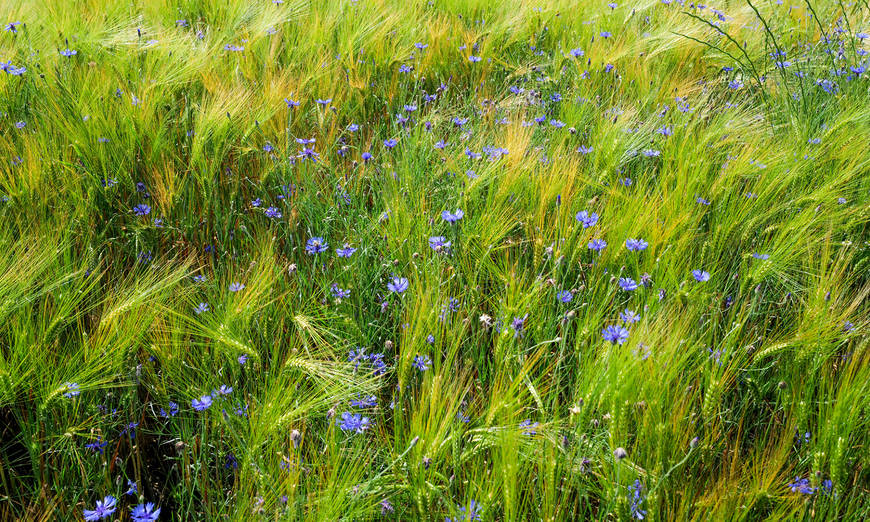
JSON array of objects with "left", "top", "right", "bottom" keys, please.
[
  {"left": 788, "top": 477, "right": 816, "bottom": 495},
  {"left": 441, "top": 209, "right": 464, "bottom": 223},
  {"left": 130, "top": 503, "right": 161, "bottom": 522},
  {"left": 194, "top": 302, "right": 209, "bottom": 314},
  {"left": 600, "top": 31, "right": 612, "bottom": 38},
  {"left": 619, "top": 309, "right": 640, "bottom": 324},
  {"left": 83, "top": 496, "right": 117, "bottom": 521},
  {"left": 125, "top": 480, "right": 138, "bottom": 496},
  {"left": 336, "top": 244, "right": 357, "bottom": 258},
  {"left": 625, "top": 238, "right": 648, "bottom": 251},
  {"left": 618, "top": 277, "right": 639, "bottom": 291},
  {"left": 468, "top": 55, "right": 482, "bottom": 62},
  {"left": 575, "top": 210, "right": 599, "bottom": 228},
  {"left": 557, "top": 290, "right": 574, "bottom": 303},
  {"left": 383, "top": 138, "right": 398, "bottom": 148},
  {"left": 387, "top": 277, "right": 409, "bottom": 294},
  {"left": 133, "top": 204, "right": 151, "bottom": 216},
  {"left": 628, "top": 479, "right": 647, "bottom": 520},
  {"left": 60, "top": 48, "right": 77, "bottom": 57},
  {"left": 570, "top": 48, "right": 584, "bottom": 57},
  {"left": 337, "top": 411, "right": 370, "bottom": 433},
  {"left": 691, "top": 269, "right": 710, "bottom": 282},
  {"left": 511, "top": 314, "right": 528, "bottom": 338},
  {"left": 14, "top": 121, "right": 25, "bottom": 129},
  {"left": 306, "top": 236, "right": 329, "bottom": 255},
  {"left": 412, "top": 355, "right": 431, "bottom": 371},
  {"left": 602, "top": 325, "right": 630, "bottom": 345},
  {"left": 315, "top": 98, "right": 332, "bottom": 105},
  {"left": 429, "top": 236, "right": 451, "bottom": 252},
  {"left": 284, "top": 98, "right": 299, "bottom": 108},
  {"left": 229, "top": 282, "right": 245, "bottom": 292},
  {"left": 447, "top": 500, "right": 481, "bottom": 522},
  {"left": 63, "top": 382, "right": 81, "bottom": 398},
  {"left": 577, "top": 145, "right": 594, "bottom": 154},
  {"left": 264, "top": 206, "right": 282, "bottom": 218},
  {"left": 350, "top": 394, "right": 377, "bottom": 408},
  {"left": 85, "top": 437, "right": 108, "bottom": 453},
  {"left": 192, "top": 395, "right": 212, "bottom": 411},
  {"left": 331, "top": 284, "right": 350, "bottom": 299},
  {"left": 519, "top": 419, "right": 539, "bottom": 435},
  {"left": 752, "top": 253, "right": 769, "bottom": 260},
  {"left": 588, "top": 238, "right": 607, "bottom": 251},
  {"left": 159, "top": 402, "right": 179, "bottom": 417}
]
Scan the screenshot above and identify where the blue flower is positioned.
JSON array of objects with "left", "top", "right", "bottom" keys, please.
[
  {"left": 229, "top": 282, "right": 245, "bottom": 292},
  {"left": 383, "top": 138, "right": 398, "bottom": 148},
  {"left": 264, "top": 206, "right": 282, "bottom": 218},
  {"left": 194, "top": 302, "right": 209, "bottom": 314},
  {"left": 83, "top": 496, "right": 117, "bottom": 521},
  {"left": 429, "top": 236, "right": 451, "bottom": 252},
  {"left": 519, "top": 419, "right": 539, "bottom": 435},
  {"left": 511, "top": 314, "right": 528, "bottom": 338},
  {"left": 306, "top": 237, "right": 329, "bottom": 255},
  {"left": 619, "top": 309, "right": 640, "bottom": 324},
  {"left": 60, "top": 48, "right": 77, "bottom": 57},
  {"left": 336, "top": 244, "right": 357, "bottom": 258},
  {"left": 618, "top": 277, "right": 638, "bottom": 291},
  {"left": 412, "top": 355, "right": 431, "bottom": 371},
  {"left": 588, "top": 238, "right": 607, "bottom": 251},
  {"left": 387, "top": 277, "right": 409, "bottom": 294},
  {"left": 752, "top": 253, "right": 769, "bottom": 260},
  {"left": 557, "top": 290, "right": 573, "bottom": 303},
  {"left": 575, "top": 210, "right": 599, "bottom": 228},
  {"left": 130, "top": 502, "right": 161, "bottom": 522},
  {"left": 192, "top": 395, "right": 212, "bottom": 411},
  {"left": 787, "top": 476, "right": 816, "bottom": 495},
  {"left": 63, "top": 382, "right": 81, "bottom": 398},
  {"left": 625, "top": 238, "right": 648, "bottom": 251},
  {"left": 133, "top": 204, "right": 151, "bottom": 216},
  {"left": 441, "top": 209, "right": 464, "bottom": 223},
  {"left": 691, "top": 269, "right": 710, "bottom": 282},
  {"left": 337, "top": 411, "right": 370, "bottom": 433},
  {"left": 602, "top": 325, "right": 630, "bottom": 344}
]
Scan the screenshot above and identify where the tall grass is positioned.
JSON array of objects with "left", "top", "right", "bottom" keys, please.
[{"left": 0, "top": 0, "right": 868, "bottom": 520}]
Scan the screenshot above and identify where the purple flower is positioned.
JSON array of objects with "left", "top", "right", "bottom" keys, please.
[
  {"left": 619, "top": 309, "right": 640, "bottom": 324},
  {"left": 60, "top": 48, "right": 77, "bottom": 57},
  {"left": 752, "top": 253, "right": 769, "bottom": 260},
  {"left": 63, "top": 382, "right": 81, "bottom": 398},
  {"left": 602, "top": 325, "right": 630, "bottom": 345},
  {"left": 387, "top": 277, "right": 409, "bottom": 294},
  {"left": 306, "top": 236, "right": 328, "bottom": 255},
  {"left": 519, "top": 419, "right": 539, "bottom": 435},
  {"left": 338, "top": 411, "right": 370, "bottom": 433},
  {"left": 441, "top": 209, "right": 464, "bottom": 223},
  {"left": 511, "top": 314, "right": 528, "bottom": 338},
  {"left": 229, "top": 282, "right": 245, "bottom": 292},
  {"left": 557, "top": 290, "right": 573, "bottom": 303},
  {"left": 691, "top": 270, "right": 710, "bottom": 282},
  {"left": 133, "top": 204, "right": 151, "bottom": 216},
  {"left": 383, "top": 138, "right": 398, "bottom": 148},
  {"left": 130, "top": 502, "right": 161, "bottom": 522},
  {"left": 570, "top": 48, "right": 584, "bottom": 57},
  {"left": 83, "top": 496, "right": 117, "bottom": 521},
  {"left": 575, "top": 210, "right": 599, "bottom": 228},
  {"left": 336, "top": 244, "right": 357, "bottom": 258},
  {"left": 264, "top": 206, "right": 282, "bottom": 218},
  {"left": 429, "top": 236, "right": 451, "bottom": 252},
  {"left": 625, "top": 238, "right": 648, "bottom": 251},
  {"left": 192, "top": 395, "right": 212, "bottom": 411},
  {"left": 412, "top": 355, "right": 431, "bottom": 371},
  {"left": 618, "top": 277, "right": 639, "bottom": 291},
  {"left": 588, "top": 238, "right": 607, "bottom": 251}
]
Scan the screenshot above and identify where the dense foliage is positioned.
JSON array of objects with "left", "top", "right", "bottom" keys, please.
[{"left": 0, "top": 0, "right": 868, "bottom": 520}]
